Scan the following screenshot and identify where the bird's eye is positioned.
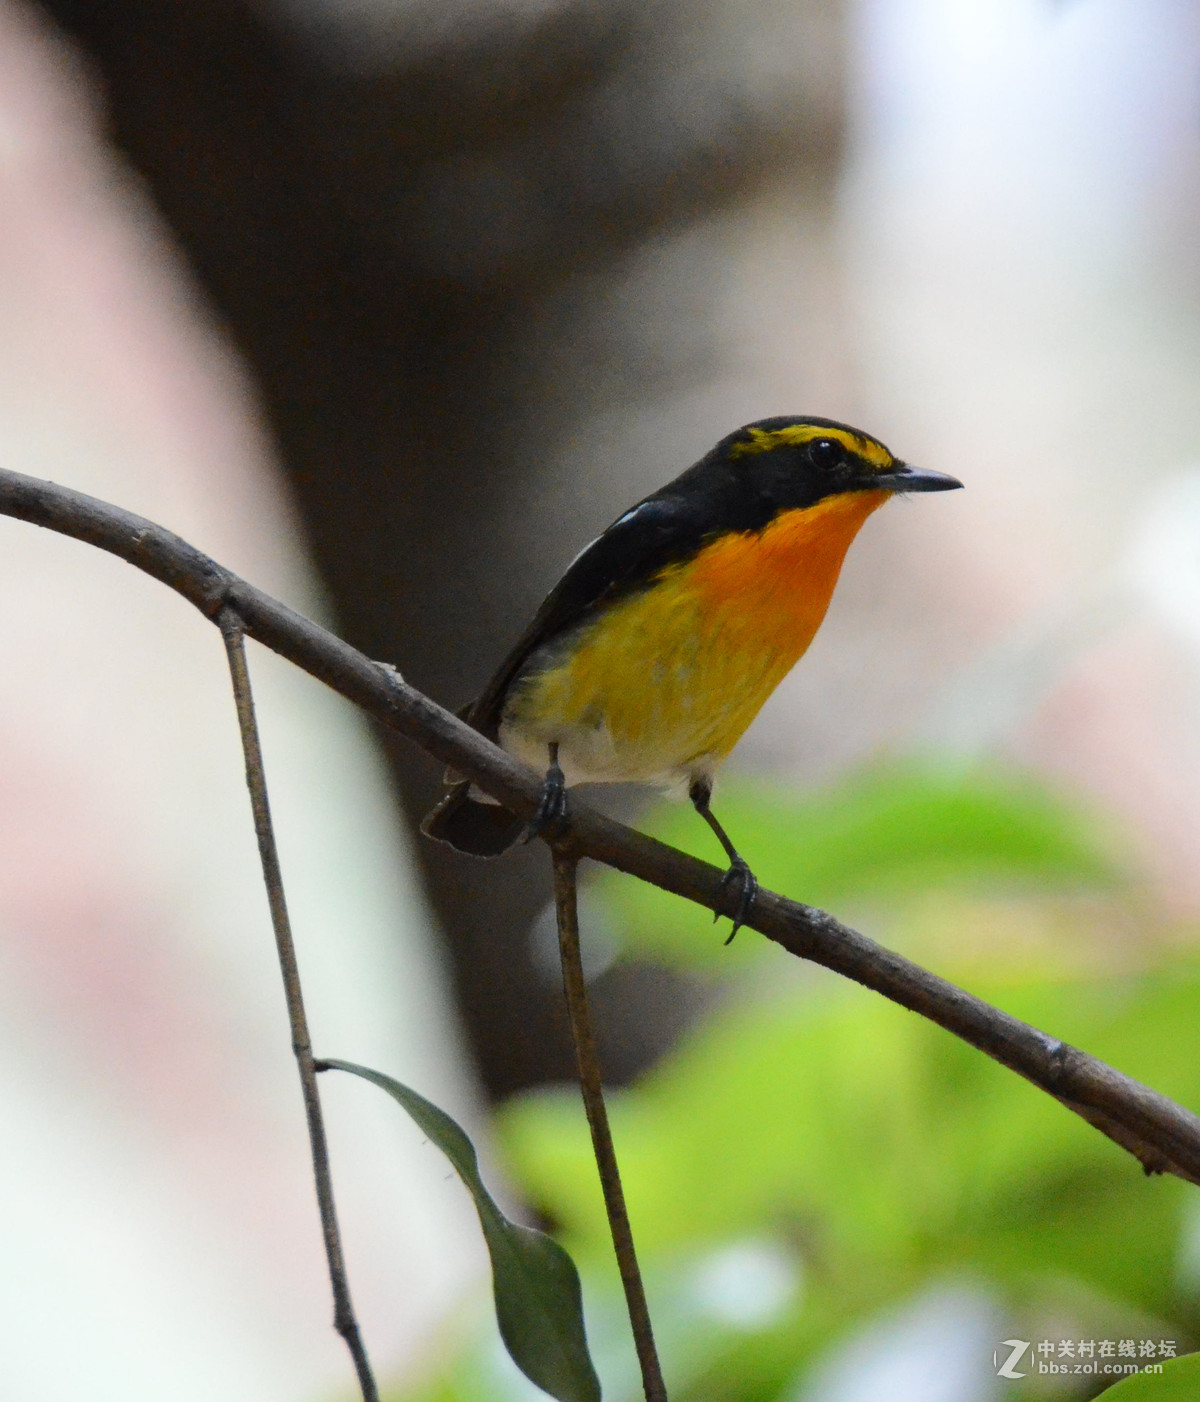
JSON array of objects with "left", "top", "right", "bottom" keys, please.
[{"left": 808, "top": 438, "right": 844, "bottom": 471}]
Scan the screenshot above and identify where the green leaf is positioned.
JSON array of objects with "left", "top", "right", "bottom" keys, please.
[
  {"left": 321, "top": 1059, "right": 601, "bottom": 1402},
  {"left": 598, "top": 761, "right": 1122, "bottom": 970},
  {"left": 499, "top": 963, "right": 1200, "bottom": 1308},
  {"left": 1098, "top": 1352, "right": 1200, "bottom": 1396}
]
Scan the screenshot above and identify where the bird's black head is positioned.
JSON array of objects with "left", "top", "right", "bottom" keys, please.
[{"left": 715, "top": 415, "right": 962, "bottom": 512}]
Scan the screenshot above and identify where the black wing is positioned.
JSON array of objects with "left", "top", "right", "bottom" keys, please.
[{"left": 467, "top": 492, "right": 716, "bottom": 740}]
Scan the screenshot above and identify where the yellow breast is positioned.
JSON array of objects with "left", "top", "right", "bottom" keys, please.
[{"left": 503, "top": 489, "right": 888, "bottom": 783}]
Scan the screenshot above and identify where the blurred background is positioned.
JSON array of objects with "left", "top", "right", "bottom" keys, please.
[{"left": 1, "top": 0, "right": 1200, "bottom": 1397}]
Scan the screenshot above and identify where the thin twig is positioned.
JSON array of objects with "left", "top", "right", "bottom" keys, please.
[
  {"left": 552, "top": 849, "right": 667, "bottom": 1402},
  {"left": 2, "top": 467, "right": 1199, "bottom": 1185},
  {"left": 219, "top": 611, "right": 379, "bottom": 1402}
]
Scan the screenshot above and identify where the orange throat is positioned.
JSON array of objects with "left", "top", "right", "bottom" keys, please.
[{"left": 681, "top": 488, "right": 890, "bottom": 643}]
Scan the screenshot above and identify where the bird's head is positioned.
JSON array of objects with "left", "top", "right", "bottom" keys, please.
[{"left": 720, "top": 416, "right": 961, "bottom": 510}]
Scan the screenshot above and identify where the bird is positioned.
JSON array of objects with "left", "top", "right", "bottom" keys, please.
[{"left": 422, "top": 415, "right": 962, "bottom": 936}]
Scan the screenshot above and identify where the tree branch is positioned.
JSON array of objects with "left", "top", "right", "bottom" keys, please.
[
  {"left": 3, "top": 465, "right": 1199, "bottom": 1186},
  {"left": 552, "top": 850, "right": 666, "bottom": 1401},
  {"left": 221, "top": 613, "right": 379, "bottom": 1402}
]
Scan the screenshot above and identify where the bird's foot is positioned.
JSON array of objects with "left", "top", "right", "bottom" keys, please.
[
  {"left": 715, "top": 855, "right": 758, "bottom": 944},
  {"left": 523, "top": 758, "right": 568, "bottom": 843}
]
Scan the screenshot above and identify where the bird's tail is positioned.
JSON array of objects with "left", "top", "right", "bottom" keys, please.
[{"left": 420, "top": 781, "right": 525, "bottom": 856}]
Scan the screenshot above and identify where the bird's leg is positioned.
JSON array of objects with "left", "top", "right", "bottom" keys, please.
[
  {"left": 524, "top": 742, "right": 569, "bottom": 842},
  {"left": 689, "top": 777, "right": 758, "bottom": 943}
]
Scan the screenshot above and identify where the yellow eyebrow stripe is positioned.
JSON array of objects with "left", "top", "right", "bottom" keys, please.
[{"left": 729, "top": 423, "right": 893, "bottom": 468}]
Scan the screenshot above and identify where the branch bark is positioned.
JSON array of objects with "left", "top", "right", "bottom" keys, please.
[
  {"left": 221, "top": 614, "right": 379, "bottom": 1402},
  {"left": 2, "top": 465, "right": 1199, "bottom": 1186},
  {"left": 552, "top": 851, "right": 666, "bottom": 1402}
]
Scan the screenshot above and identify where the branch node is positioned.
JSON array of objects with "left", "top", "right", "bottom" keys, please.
[{"left": 1044, "top": 1038, "right": 1074, "bottom": 1090}]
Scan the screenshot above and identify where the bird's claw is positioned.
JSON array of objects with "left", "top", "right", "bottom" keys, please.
[
  {"left": 523, "top": 763, "right": 568, "bottom": 843},
  {"left": 714, "top": 856, "right": 758, "bottom": 944}
]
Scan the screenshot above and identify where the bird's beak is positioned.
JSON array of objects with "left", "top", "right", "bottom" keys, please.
[{"left": 871, "top": 462, "right": 963, "bottom": 493}]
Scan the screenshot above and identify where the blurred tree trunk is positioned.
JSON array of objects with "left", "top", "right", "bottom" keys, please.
[{"left": 36, "top": 0, "right": 844, "bottom": 1098}]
